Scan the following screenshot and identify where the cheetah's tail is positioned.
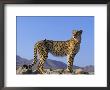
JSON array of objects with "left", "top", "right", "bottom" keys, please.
[{"left": 32, "top": 44, "right": 38, "bottom": 66}]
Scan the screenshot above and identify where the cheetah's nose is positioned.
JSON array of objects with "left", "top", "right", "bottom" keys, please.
[{"left": 80, "top": 30, "right": 82, "bottom": 33}]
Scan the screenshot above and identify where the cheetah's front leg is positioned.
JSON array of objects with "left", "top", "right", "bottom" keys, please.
[{"left": 66, "top": 54, "right": 74, "bottom": 73}]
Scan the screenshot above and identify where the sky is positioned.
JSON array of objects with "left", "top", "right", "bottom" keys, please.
[{"left": 16, "top": 16, "right": 94, "bottom": 67}]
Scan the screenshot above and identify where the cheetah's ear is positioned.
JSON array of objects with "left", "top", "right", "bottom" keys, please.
[{"left": 72, "top": 30, "right": 77, "bottom": 35}]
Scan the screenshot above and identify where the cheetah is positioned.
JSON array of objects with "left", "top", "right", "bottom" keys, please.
[{"left": 32, "top": 30, "right": 82, "bottom": 74}]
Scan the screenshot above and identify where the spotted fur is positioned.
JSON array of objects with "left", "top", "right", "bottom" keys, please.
[{"left": 32, "top": 30, "right": 82, "bottom": 74}]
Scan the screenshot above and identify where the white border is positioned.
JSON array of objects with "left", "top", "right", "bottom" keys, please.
[{"left": 5, "top": 4, "right": 107, "bottom": 87}]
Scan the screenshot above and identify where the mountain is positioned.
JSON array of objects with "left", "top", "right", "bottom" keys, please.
[
  {"left": 16, "top": 55, "right": 32, "bottom": 66},
  {"left": 44, "top": 59, "right": 67, "bottom": 69},
  {"left": 16, "top": 55, "right": 93, "bottom": 71},
  {"left": 82, "top": 65, "right": 94, "bottom": 72}
]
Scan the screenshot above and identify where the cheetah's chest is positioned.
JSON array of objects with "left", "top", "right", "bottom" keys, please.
[{"left": 73, "top": 43, "right": 80, "bottom": 54}]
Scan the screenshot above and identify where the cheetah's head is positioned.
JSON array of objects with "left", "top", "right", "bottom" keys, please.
[{"left": 72, "top": 30, "right": 82, "bottom": 38}]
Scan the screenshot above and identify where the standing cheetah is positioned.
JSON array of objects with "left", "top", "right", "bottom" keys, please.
[{"left": 32, "top": 30, "right": 82, "bottom": 74}]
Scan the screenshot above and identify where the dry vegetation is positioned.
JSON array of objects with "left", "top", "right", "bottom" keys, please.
[{"left": 16, "top": 66, "right": 93, "bottom": 75}]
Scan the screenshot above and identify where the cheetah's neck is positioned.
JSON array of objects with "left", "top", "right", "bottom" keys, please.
[{"left": 72, "top": 36, "right": 81, "bottom": 44}]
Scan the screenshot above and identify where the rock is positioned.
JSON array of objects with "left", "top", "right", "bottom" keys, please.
[{"left": 75, "top": 68, "right": 89, "bottom": 74}]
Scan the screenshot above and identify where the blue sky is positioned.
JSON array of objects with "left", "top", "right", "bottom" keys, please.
[{"left": 16, "top": 16, "right": 94, "bottom": 67}]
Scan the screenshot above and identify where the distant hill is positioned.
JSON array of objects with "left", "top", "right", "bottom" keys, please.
[
  {"left": 81, "top": 65, "right": 94, "bottom": 72},
  {"left": 16, "top": 55, "right": 94, "bottom": 72},
  {"left": 16, "top": 55, "right": 32, "bottom": 67}
]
